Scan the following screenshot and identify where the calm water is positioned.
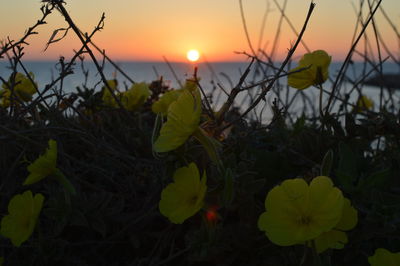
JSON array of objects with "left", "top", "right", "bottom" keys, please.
[{"left": 1, "top": 60, "right": 399, "bottom": 121}]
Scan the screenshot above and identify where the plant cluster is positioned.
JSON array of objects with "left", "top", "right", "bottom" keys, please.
[{"left": 0, "top": 0, "right": 399, "bottom": 265}]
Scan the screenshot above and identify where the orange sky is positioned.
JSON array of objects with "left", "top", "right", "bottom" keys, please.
[{"left": 0, "top": 0, "right": 399, "bottom": 62}]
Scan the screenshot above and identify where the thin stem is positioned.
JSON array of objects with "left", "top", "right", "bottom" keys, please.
[
  {"left": 226, "top": 2, "right": 316, "bottom": 129},
  {"left": 54, "top": 3, "right": 126, "bottom": 111},
  {"left": 324, "top": 0, "right": 383, "bottom": 114},
  {"left": 239, "top": 0, "right": 257, "bottom": 57}
]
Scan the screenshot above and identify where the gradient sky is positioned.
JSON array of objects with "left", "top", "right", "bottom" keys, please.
[{"left": 0, "top": 0, "right": 399, "bottom": 62}]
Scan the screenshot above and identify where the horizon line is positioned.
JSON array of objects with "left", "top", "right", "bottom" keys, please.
[{"left": 0, "top": 59, "right": 387, "bottom": 64}]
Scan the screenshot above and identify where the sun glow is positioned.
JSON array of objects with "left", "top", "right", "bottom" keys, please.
[{"left": 186, "top": 49, "right": 200, "bottom": 62}]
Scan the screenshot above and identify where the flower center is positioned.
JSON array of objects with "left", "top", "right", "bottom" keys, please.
[
  {"left": 298, "top": 215, "right": 312, "bottom": 226},
  {"left": 188, "top": 195, "right": 199, "bottom": 206}
]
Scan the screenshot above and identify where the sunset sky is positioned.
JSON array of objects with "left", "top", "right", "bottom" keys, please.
[{"left": 0, "top": 0, "right": 399, "bottom": 62}]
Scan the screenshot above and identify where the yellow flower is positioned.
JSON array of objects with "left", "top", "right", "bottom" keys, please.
[
  {"left": 0, "top": 191, "right": 44, "bottom": 247},
  {"left": 153, "top": 88, "right": 201, "bottom": 152},
  {"left": 258, "top": 176, "right": 343, "bottom": 246},
  {"left": 1, "top": 72, "right": 37, "bottom": 107},
  {"left": 313, "top": 197, "right": 358, "bottom": 253},
  {"left": 368, "top": 248, "right": 400, "bottom": 266},
  {"left": 152, "top": 80, "right": 197, "bottom": 116},
  {"left": 101, "top": 79, "right": 119, "bottom": 108},
  {"left": 181, "top": 79, "right": 198, "bottom": 92},
  {"left": 159, "top": 163, "right": 207, "bottom": 224},
  {"left": 121, "top": 82, "right": 151, "bottom": 111},
  {"left": 23, "top": 139, "right": 57, "bottom": 185},
  {"left": 152, "top": 89, "right": 182, "bottom": 115},
  {"left": 354, "top": 95, "right": 374, "bottom": 112},
  {"left": 0, "top": 89, "right": 11, "bottom": 108},
  {"left": 288, "top": 50, "right": 331, "bottom": 90}
]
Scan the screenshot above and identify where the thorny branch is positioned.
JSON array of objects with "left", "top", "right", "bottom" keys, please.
[
  {"left": 53, "top": 1, "right": 127, "bottom": 111},
  {"left": 0, "top": 4, "right": 54, "bottom": 59}
]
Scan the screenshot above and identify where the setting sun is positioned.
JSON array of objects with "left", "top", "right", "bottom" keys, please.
[{"left": 187, "top": 49, "right": 200, "bottom": 62}]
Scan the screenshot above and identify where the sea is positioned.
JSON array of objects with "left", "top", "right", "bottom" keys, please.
[{"left": 1, "top": 60, "right": 399, "bottom": 122}]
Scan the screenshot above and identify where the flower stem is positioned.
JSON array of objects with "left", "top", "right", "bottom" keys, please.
[
  {"left": 300, "top": 243, "right": 308, "bottom": 266},
  {"left": 318, "top": 84, "right": 324, "bottom": 118},
  {"left": 311, "top": 239, "right": 322, "bottom": 266}
]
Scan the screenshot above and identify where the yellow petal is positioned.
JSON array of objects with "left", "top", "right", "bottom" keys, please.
[
  {"left": 1, "top": 72, "right": 37, "bottom": 105},
  {"left": 266, "top": 178, "right": 309, "bottom": 215},
  {"left": 258, "top": 176, "right": 344, "bottom": 247},
  {"left": 335, "top": 197, "right": 358, "bottom": 231},
  {"left": 159, "top": 184, "right": 188, "bottom": 223},
  {"left": 152, "top": 89, "right": 182, "bottom": 115},
  {"left": 300, "top": 50, "right": 331, "bottom": 70},
  {"left": 0, "top": 191, "right": 44, "bottom": 247},
  {"left": 181, "top": 79, "right": 198, "bottom": 92},
  {"left": 368, "top": 248, "right": 400, "bottom": 266},
  {"left": 288, "top": 66, "right": 315, "bottom": 90},
  {"left": 0, "top": 89, "right": 11, "bottom": 107},
  {"left": 314, "top": 230, "right": 348, "bottom": 253},
  {"left": 121, "top": 82, "right": 151, "bottom": 111},
  {"left": 258, "top": 211, "right": 301, "bottom": 246},
  {"left": 15, "top": 72, "right": 37, "bottom": 101},
  {"left": 288, "top": 50, "right": 331, "bottom": 90},
  {"left": 154, "top": 89, "right": 201, "bottom": 152},
  {"left": 159, "top": 163, "right": 206, "bottom": 224},
  {"left": 355, "top": 95, "right": 374, "bottom": 112},
  {"left": 260, "top": 179, "right": 317, "bottom": 245},
  {"left": 173, "top": 163, "right": 200, "bottom": 189},
  {"left": 24, "top": 139, "right": 57, "bottom": 185},
  {"left": 308, "top": 176, "right": 344, "bottom": 232},
  {"left": 153, "top": 121, "right": 192, "bottom": 152},
  {"left": 101, "top": 80, "right": 119, "bottom": 107}
]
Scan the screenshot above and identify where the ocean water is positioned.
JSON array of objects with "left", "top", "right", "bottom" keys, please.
[{"left": 1, "top": 60, "right": 399, "bottom": 121}]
